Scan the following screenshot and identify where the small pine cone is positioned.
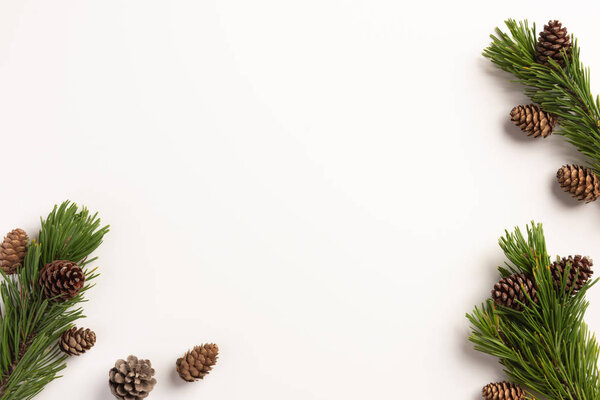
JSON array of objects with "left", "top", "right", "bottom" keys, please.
[
  {"left": 109, "top": 355, "right": 157, "bottom": 400},
  {"left": 39, "top": 260, "right": 85, "bottom": 301},
  {"left": 482, "top": 381, "right": 525, "bottom": 400},
  {"left": 176, "top": 343, "right": 219, "bottom": 382},
  {"left": 536, "top": 20, "right": 572, "bottom": 67},
  {"left": 551, "top": 255, "right": 593, "bottom": 293},
  {"left": 510, "top": 104, "right": 557, "bottom": 138},
  {"left": 492, "top": 273, "right": 537, "bottom": 311},
  {"left": 0, "top": 229, "right": 28, "bottom": 275},
  {"left": 557, "top": 164, "right": 600, "bottom": 203},
  {"left": 59, "top": 327, "right": 96, "bottom": 356}
]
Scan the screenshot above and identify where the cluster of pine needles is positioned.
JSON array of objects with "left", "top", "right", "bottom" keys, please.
[
  {"left": 485, "top": 19, "right": 600, "bottom": 173},
  {"left": 0, "top": 201, "right": 108, "bottom": 400},
  {"left": 467, "top": 222, "right": 600, "bottom": 399}
]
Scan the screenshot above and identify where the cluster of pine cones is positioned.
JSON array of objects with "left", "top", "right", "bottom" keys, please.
[
  {"left": 482, "top": 255, "right": 593, "bottom": 398},
  {"left": 108, "top": 344, "right": 219, "bottom": 399},
  {"left": 0, "top": 228, "right": 87, "bottom": 300},
  {"left": 508, "top": 21, "right": 600, "bottom": 204},
  {"left": 0, "top": 229, "right": 98, "bottom": 354},
  {"left": 492, "top": 255, "right": 593, "bottom": 311},
  {"left": 0, "top": 229, "right": 220, "bottom": 399}
]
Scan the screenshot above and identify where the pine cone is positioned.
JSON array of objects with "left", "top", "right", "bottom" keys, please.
[
  {"left": 109, "top": 355, "right": 157, "bottom": 400},
  {"left": 0, "top": 228, "right": 28, "bottom": 275},
  {"left": 557, "top": 164, "right": 600, "bottom": 203},
  {"left": 492, "top": 273, "right": 537, "bottom": 311},
  {"left": 59, "top": 327, "right": 96, "bottom": 356},
  {"left": 510, "top": 104, "right": 557, "bottom": 138},
  {"left": 39, "top": 260, "right": 85, "bottom": 301},
  {"left": 551, "top": 255, "right": 593, "bottom": 293},
  {"left": 482, "top": 381, "right": 525, "bottom": 400},
  {"left": 536, "top": 20, "right": 572, "bottom": 67},
  {"left": 176, "top": 343, "right": 219, "bottom": 382}
]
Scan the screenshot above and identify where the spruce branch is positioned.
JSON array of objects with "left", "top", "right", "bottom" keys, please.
[
  {"left": 484, "top": 19, "right": 600, "bottom": 174},
  {"left": 0, "top": 201, "right": 108, "bottom": 400},
  {"left": 467, "top": 222, "right": 600, "bottom": 399}
]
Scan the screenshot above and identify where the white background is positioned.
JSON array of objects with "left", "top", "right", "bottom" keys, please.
[{"left": 1, "top": 1, "right": 600, "bottom": 399}]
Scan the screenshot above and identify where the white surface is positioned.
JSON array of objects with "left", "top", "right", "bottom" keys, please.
[{"left": 2, "top": 1, "right": 600, "bottom": 398}]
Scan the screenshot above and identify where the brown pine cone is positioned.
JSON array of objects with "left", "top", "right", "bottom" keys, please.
[
  {"left": 551, "top": 255, "right": 593, "bottom": 293},
  {"left": 176, "top": 343, "right": 219, "bottom": 382},
  {"left": 557, "top": 164, "right": 600, "bottom": 203},
  {"left": 492, "top": 273, "right": 537, "bottom": 311},
  {"left": 536, "top": 20, "right": 572, "bottom": 67},
  {"left": 510, "top": 104, "right": 557, "bottom": 138},
  {"left": 482, "top": 381, "right": 525, "bottom": 400},
  {"left": 109, "top": 355, "right": 157, "bottom": 400},
  {"left": 39, "top": 260, "right": 85, "bottom": 301},
  {"left": 0, "top": 228, "right": 28, "bottom": 275},
  {"left": 59, "top": 327, "right": 96, "bottom": 356}
]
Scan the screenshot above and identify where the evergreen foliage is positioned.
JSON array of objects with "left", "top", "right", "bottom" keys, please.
[
  {"left": 484, "top": 19, "right": 600, "bottom": 174},
  {"left": 467, "top": 222, "right": 600, "bottom": 399},
  {"left": 0, "top": 201, "right": 108, "bottom": 399}
]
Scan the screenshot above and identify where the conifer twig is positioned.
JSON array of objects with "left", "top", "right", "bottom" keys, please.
[
  {"left": 467, "top": 222, "right": 600, "bottom": 399},
  {"left": 484, "top": 19, "right": 600, "bottom": 174},
  {"left": 0, "top": 201, "right": 109, "bottom": 400}
]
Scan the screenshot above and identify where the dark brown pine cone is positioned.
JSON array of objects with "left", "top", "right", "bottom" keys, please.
[
  {"left": 59, "top": 327, "right": 96, "bottom": 356},
  {"left": 38, "top": 260, "right": 85, "bottom": 301},
  {"left": 176, "top": 343, "right": 219, "bottom": 382},
  {"left": 551, "top": 255, "right": 593, "bottom": 293},
  {"left": 109, "top": 355, "right": 156, "bottom": 400},
  {"left": 0, "top": 228, "right": 28, "bottom": 275},
  {"left": 536, "top": 20, "right": 572, "bottom": 67},
  {"left": 556, "top": 164, "right": 600, "bottom": 203},
  {"left": 510, "top": 104, "right": 557, "bottom": 138},
  {"left": 482, "top": 381, "right": 525, "bottom": 400},
  {"left": 492, "top": 273, "right": 537, "bottom": 311}
]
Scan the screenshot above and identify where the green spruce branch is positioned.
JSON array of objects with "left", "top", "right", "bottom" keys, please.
[
  {"left": 0, "top": 201, "right": 109, "bottom": 400},
  {"left": 484, "top": 19, "right": 600, "bottom": 174},
  {"left": 467, "top": 222, "right": 600, "bottom": 399}
]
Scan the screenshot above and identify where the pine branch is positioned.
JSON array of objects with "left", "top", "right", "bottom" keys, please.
[
  {"left": 484, "top": 19, "right": 600, "bottom": 174},
  {"left": 0, "top": 201, "right": 108, "bottom": 400},
  {"left": 467, "top": 222, "right": 600, "bottom": 399}
]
